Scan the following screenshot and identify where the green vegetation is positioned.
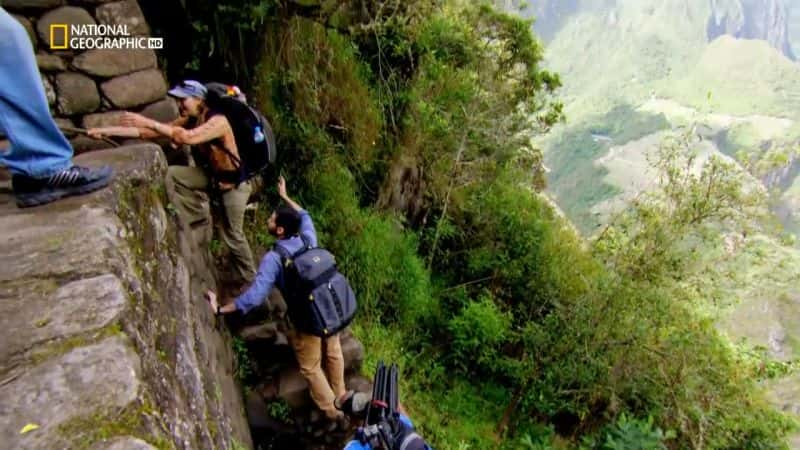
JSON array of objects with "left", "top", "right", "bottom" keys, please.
[
  {"left": 30, "top": 323, "right": 123, "bottom": 365},
  {"left": 536, "top": 0, "right": 800, "bottom": 237},
  {"left": 232, "top": 336, "right": 255, "bottom": 384},
  {"left": 58, "top": 399, "right": 172, "bottom": 450},
  {"left": 662, "top": 37, "right": 800, "bottom": 117},
  {"left": 266, "top": 399, "right": 292, "bottom": 424},
  {"left": 182, "top": 0, "right": 798, "bottom": 447},
  {"left": 544, "top": 105, "right": 670, "bottom": 232}
]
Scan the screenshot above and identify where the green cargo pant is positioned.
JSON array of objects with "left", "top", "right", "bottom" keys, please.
[{"left": 165, "top": 166, "right": 256, "bottom": 283}]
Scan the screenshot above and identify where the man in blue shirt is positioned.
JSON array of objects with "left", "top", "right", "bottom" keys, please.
[{"left": 207, "top": 176, "right": 347, "bottom": 422}]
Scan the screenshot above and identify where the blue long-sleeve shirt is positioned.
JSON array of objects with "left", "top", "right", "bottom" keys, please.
[{"left": 234, "top": 209, "right": 318, "bottom": 314}]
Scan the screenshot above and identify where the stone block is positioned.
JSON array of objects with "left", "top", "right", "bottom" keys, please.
[
  {"left": 36, "top": 52, "right": 66, "bottom": 71},
  {"left": 101, "top": 69, "right": 167, "bottom": 109},
  {"left": 54, "top": 117, "right": 76, "bottom": 136},
  {"left": 37, "top": 6, "right": 95, "bottom": 48},
  {"left": 0, "top": 274, "right": 127, "bottom": 366},
  {"left": 55, "top": 72, "right": 100, "bottom": 115},
  {"left": 73, "top": 48, "right": 156, "bottom": 77},
  {"left": 95, "top": 0, "right": 149, "bottom": 36},
  {"left": 95, "top": 437, "right": 157, "bottom": 450},
  {"left": 82, "top": 110, "right": 125, "bottom": 129},
  {"left": 70, "top": 135, "right": 112, "bottom": 154},
  {"left": 3, "top": 0, "right": 64, "bottom": 11},
  {"left": 139, "top": 98, "right": 179, "bottom": 123},
  {"left": 278, "top": 367, "right": 310, "bottom": 409},
  {"left": 0, "top": 337, "right": 140, "bottom": 449},
  {"left": 239, "top": 322, "right": 279, "bottom": 342}
]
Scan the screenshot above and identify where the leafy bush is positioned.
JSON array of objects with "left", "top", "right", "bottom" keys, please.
[
  {"left": 591, "top": 414, "right": 672, "bottom": 450},
  {"left": 448, "top": 295, "right": 512, "bottom": 374}
]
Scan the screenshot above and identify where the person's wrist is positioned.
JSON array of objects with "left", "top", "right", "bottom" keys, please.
[{"left": 216, "top": 304, "right": 221, "bottom": 315}]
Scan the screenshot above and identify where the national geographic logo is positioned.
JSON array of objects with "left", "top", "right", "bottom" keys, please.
[{"left": 49, "top": 24, "right": 163, "bottom": 50}]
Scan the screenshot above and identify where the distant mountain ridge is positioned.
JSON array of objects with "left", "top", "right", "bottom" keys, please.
[
  {"left": 708, "top": 0, "right": 795, "bottom": 59},
  {"left": 505, "top": 0, "right": 796, "bottom": 59}
]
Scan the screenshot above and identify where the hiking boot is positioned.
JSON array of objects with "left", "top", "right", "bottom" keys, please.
[
  {"left": 12, "top": 165, "right": 113, "bottom": 208},
  {"left": 335, "top": 391, "right": 369, "bottom": 418}
]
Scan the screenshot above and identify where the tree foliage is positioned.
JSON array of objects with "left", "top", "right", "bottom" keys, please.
[{"left": 180, "top": 1, "right": 793, "bottom": 448}]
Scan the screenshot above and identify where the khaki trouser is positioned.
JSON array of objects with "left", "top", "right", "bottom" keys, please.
[
  {"left": 290, "top": 330, "right": 347, "bottom": 419},
  {"left": 165, "top": 166, "right": 256, "bottom": 283}
]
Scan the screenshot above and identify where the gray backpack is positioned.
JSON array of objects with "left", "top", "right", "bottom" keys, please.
[{"left": 275, "top": 238, "right": 357, "bottom": 337}]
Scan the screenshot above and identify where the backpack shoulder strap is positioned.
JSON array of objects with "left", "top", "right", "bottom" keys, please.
[
  {"left": 290, "top": 235, "right": 313, "bottom": 258},
  {"left": 273, "top": 242, "right": 292, "bottom": 266},
  {"left": 274, "top": 236, "right": 313, "bottom": 265}
]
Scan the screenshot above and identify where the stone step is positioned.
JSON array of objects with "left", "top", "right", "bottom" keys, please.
[
  {"left": 0, "top": 336, "right": 141, "bottom": 449},
  {"left": 0, "top": 274, "right": 128, "bottom": 373}
]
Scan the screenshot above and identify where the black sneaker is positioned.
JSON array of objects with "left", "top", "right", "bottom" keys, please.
[{"left": 12, "top": 165, "right": 114, "bottom": 208}]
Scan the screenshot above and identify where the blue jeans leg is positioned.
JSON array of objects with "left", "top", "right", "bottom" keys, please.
[{"left": 0, "top": 7, "right": 72, "bottom": 178}]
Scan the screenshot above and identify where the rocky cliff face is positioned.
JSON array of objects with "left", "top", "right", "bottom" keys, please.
[
  {"left": 708, "top": 0, "right": 795, "bottom": 60},
  {"left": 0, "top": 145, "right": 251, "bottom": 449},
  {"left": 0, "top": 145, "right": 369, "bottom": 449},
  {"left": 503, "top": 0, "right": 796, "bottom": 58}
]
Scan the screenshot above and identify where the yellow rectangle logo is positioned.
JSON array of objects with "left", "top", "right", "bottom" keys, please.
[{"left": 49, "top": 24, "right": 68, "bottom": 49}]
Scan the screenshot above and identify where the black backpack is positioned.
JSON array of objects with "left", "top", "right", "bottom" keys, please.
[
  {"left": 204, "top": 82, "right": 277, "bottom": 184},
  {"left": 275, "top": 238, "right": 357, "bottom": 337}
]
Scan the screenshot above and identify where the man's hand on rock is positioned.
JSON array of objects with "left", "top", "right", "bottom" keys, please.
[{"left": 205, "top": 290, "right": 219, "bottom": 315}]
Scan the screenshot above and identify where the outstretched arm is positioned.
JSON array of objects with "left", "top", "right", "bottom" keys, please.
[
  {"left": 89, "top": 116, "right": 189, "bottom": 140},
  {"left": 87, "top": 126, "right": 142, "bottom": 139},
  {"left": 277, "top": 175, "right": 302, "bottom": 211},
  {"left": 278, "top": 176, "right": 318, "bottom": 246},
  {"left": 206, "top": 252, "right": 282, "bottom": 316},
  {"left": 121, "top": 112, "right": 229, "bottom": 145}
]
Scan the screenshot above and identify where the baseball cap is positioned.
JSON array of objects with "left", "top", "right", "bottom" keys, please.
[{"left": 168, "top": 80, "right": 207, "bottom": 99}]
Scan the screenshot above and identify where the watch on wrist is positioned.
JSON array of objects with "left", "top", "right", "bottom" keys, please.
[{"left": 216, "top": 305, "right": 221, "bottom": 315}]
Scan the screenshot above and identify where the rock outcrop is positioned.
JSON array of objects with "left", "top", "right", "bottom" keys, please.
[
  {"left": 0, "top": 145, "right": 252, "bottom": 449},
  {"left": 708, "top": 0, "right": 795, "bottom": 60},
  {"left": 5, "top": 0, "right": 177, "bottom": 152},
  {"left": 0, "top": 142, "right": 370, "bottom": 449}
]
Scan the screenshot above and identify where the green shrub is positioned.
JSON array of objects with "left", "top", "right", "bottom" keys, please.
[
  {"left": 591, "top": 414, "right": 672, "bottom": 450},
  {"left": 448, "top": 294, "right": 512, "bottom": 374}
]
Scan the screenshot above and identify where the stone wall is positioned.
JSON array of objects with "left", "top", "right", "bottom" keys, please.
[
  {"left": 0, "top": 145, "right": 251, "bottom": 449},
  {"left": 4, "top": 0, "right": 178, "bottom": 153}
]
